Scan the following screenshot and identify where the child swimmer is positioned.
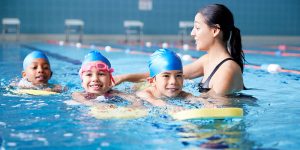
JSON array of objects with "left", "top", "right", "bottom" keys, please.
[
  {"left": 72, "top": 50, "right": 142, "bottom": 109},
  {"left": 137, "top": 49, "right": 204, "bottom": 108},
  {"left": 113, "top": 49, "right": 215, "bottom": 110},
  {"left": 11, "top": 51, "right": 64, "bottom": 93}
]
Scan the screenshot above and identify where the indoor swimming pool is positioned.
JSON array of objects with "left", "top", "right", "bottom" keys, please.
[{"left": 0, "top": 41, "right": 300, "bottom": 149}]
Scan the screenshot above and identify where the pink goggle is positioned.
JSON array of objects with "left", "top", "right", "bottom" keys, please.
[{"left": 79, "top": 61, "right": 115, "bottom": 84}]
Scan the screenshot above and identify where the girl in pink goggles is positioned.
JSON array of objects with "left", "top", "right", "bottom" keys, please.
[{"left": 79, "top": 51, "right": 115, "bottom": 84}]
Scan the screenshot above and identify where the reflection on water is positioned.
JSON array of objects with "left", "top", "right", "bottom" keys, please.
[
  {"left": 199, "top": 92, "right": 258, "bottom": 108},
  {"left": 176, "top": 120, "right": 255, "bottom": 149}
]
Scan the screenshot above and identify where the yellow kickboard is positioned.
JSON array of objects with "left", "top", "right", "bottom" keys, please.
[
  {"left": 171, "top": 108, "right": 243, "bottom": 120},
  {"left": 89, "top": 107, "right": 148, "bottom": 120},
  {"left": 12, "top": 89, "right": 58, "bottom": 95}
]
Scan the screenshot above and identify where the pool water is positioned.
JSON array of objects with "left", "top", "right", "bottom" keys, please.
[{"left": 0, "top": 41, "right": 300, "bottom": 149}]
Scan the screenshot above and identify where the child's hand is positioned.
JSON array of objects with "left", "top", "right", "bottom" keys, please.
[
  {"left": 41, "top": 85, "right": 65, "bottom": 93},
  {"left": 44, "top": 87, "right": 53, "bottom": 92},
  {"left": 52, "top": 85, "right": 65, "bottom": 93}
]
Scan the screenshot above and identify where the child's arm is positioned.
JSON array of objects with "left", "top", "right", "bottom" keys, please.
[
  {"left": 136, "top": 89, "right": 185, "bottom": 113},
  {"left": 45, "top": 84, "right": 66, "bottom": 93},
  {"left": 72, "top": 92, "right": 97, "bottom": 106},
  {"left": 136, "top": 89, "right": 168, "bottom": 107},
  {"left": 9, "top": 81, "right": 18, "bottom": 87},
  {"left": 14, "top": 79, "right": 36, "bottom": 89},
  {"left": 72, "top": 92, "right": 116, "bottom": 108},
  {"left": 113, "top": 73, "right": 149, "bottom": 86},
  {"left": 11, "top": 78, "right": 66, "bottom": 93},
  {"left": 111, "top": 90, "right": 144, "bottom": 108}
]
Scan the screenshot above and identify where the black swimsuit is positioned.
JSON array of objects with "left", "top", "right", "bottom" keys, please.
[{"left": 198, "top": 58, "right": 235, "bottom": 93}]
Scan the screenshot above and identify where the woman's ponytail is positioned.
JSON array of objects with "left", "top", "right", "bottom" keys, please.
[{"left": 229, "top": 27, "right": 244, "bottom": 72}]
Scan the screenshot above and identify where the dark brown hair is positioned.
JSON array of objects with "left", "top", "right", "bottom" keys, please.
[{"left": 199, "top": 4, "right": 245, "bottom": 72}]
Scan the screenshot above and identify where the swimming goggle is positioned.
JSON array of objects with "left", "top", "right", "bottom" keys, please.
[{"left": 79, "top": 61, "right": 115, "bottom": 84}]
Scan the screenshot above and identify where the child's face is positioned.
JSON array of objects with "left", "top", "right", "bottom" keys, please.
[
  {"left": 152, "top": 70, "right": 183, "bottom": 98},
  {"left": 81, "top": 68, "right": 111, "bottom": 95},
  {"left": 22, "top": 58, "right": 52, "bottom": 85}
]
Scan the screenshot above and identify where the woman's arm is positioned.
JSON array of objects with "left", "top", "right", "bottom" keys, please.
[
  {"left": 183, "top": 54, "right": 207, "bottom": 79},
  {"left": 111, "top": 90, "right": 144, "bottom": 108},
  {"left": 113, "top": 73, "right": 149, "bottom": 86}
]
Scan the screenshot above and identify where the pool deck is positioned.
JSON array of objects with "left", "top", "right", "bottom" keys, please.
[{"left": 1, "top": 34, "right": 300, "bottom": 47}]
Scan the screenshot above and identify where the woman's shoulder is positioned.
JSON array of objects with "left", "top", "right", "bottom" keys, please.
[
  {"left": 212, "top": 59, "right": 243, "bottom": 94},
  {"left": 219, "top": 59, "right": 242, "bottom": 73}
]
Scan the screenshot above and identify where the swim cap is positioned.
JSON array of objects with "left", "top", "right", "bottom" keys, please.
[
  {"left": 79, "top": 50, "right": 115, "bottom": 83},
  {"left": 23, "top": 51, "right": 50, "bottom": 70},
  {"left": 82, "top": 50, "right": 111, "bottom": 68},
  {"left": 149, "top": 49, "right": 182, "bottom": 77}
]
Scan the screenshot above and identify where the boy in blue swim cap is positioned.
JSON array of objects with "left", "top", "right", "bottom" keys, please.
[
  {"left": 114, "top": 49, "right": 215, "bottom": 109},
  {"left": 136, "top": 49, "right": 194, "bottom": 107},
  {"left": 13, "top": 51, "right": 63, "bottom": 92},
  {"left": 72, "top": 50, "right": 143, "bottom": 109}
]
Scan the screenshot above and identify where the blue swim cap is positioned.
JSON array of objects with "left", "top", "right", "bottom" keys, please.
[
  {"left": 82, "top": 50, "right": 111, "bottom": 68},
  {"left": 23, "top": 51, "right": 50, "bottom": 70},
  {"left": 149, "top": 49, "right": 182, "bottom": 77}
]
